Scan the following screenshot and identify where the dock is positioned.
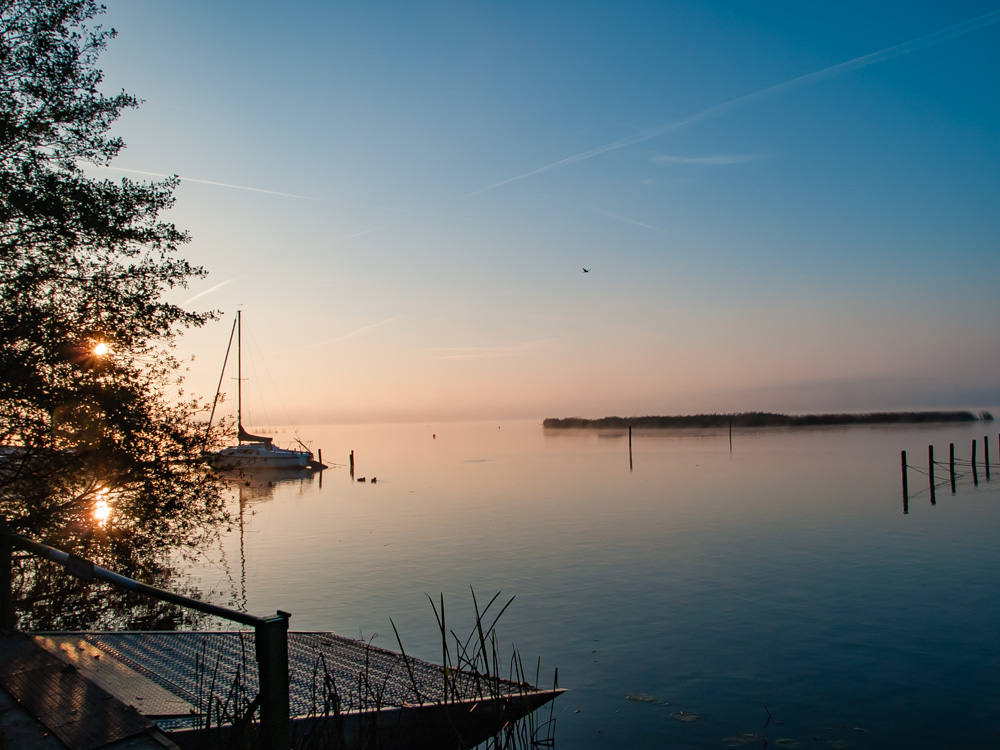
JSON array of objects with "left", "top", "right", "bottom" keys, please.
[
  {"left": 0, "top": 629, "right": 561, "bottom": 749},
  {"left": 1, "top": 521, "right": 563, "bottom": 749}
]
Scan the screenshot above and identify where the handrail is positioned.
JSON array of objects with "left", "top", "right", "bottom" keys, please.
[
  {"left": 9, "top": 532, "right": 269, "bottom": 627},
  {"left": 0, "top": 517, "right": 290, "bottom": 749}
]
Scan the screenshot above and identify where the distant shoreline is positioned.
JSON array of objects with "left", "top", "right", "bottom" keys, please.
[{"left": 542, "top": 410, "right": 994, "bottom": 429}]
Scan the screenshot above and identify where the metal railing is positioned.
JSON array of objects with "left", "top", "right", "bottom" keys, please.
[{"left": 0, "top": 516, "right": 291, "bottom": 749}]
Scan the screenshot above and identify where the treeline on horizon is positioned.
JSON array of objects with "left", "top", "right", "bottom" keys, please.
[{"left": 543, "top": 410, "right": 994, "bottom": 429}]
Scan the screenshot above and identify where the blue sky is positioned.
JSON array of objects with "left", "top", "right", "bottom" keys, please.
[{"left": 95, "top": 1, "right": 1000, "bottom": 423}]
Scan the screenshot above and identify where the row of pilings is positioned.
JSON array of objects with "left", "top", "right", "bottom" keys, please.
[{"left": 901, "top": 435, "right": 996, "bottom": 513}]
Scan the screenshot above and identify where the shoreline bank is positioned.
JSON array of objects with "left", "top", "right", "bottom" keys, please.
[{"left": 543, "top": 410, "right": 993, "bottom": 429}]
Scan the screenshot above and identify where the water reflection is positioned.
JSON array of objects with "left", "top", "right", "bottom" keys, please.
[
  {"left": 4, "top": 452, "right": 231, "bottom": 631},
  {"left": 92, "top": 486, "right": 111, "bottom": 527},
  {"left": 226, "top": 467, "right": 321, "bottom": 505},
  {"left": 181, "top": 420, "right": 1000, "bottom": 749}
]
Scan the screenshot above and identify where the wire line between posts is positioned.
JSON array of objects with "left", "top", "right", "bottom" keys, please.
[{"left": 900, "top": 434, "right": 998, "bottom": 513}]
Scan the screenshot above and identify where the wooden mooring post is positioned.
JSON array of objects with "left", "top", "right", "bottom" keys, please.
[
  {"left": 950, "top": 443, "right": 956, "bottom": 494},
  {"left": 928, "top": 445, "right": 936, "bottom": 505},
  {"left": 901, "top": 450, "right": 908, "bottom": 513},
  {"left": 350, "top": 449, "right": 354, "bottom": 478},
  {"left": 972, "top": 439, "right": 979, "bottom": 486},
  {"left": 985, "top": 436, "right": 991, "bottom": 481},
  {"left": 628, "top": 425, "right": 633, "bottom": 472}
]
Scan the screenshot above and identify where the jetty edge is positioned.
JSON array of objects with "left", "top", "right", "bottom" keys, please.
[
  {"left": 0, "top": 519, "right": 563, "bottom": 750},
  {"left": 543, "top": 410, "right": 994, "bottom": 429}
]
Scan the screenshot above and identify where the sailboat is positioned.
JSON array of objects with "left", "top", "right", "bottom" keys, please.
[{"left": 205, "top": 311, "right": 314, "bottom": 470}]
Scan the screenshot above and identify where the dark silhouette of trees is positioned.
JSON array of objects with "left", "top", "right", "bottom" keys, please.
[
  {"left": 0, "top": 0, "right": 229, "bottom": 628},
  {"left": 543, "top": 411, "right": 987, "bottom": 429}
]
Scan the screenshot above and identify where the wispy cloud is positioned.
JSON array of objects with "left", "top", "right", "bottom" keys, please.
[
  {"left": 472, "top": 9, "right": 1000, "bottom": 194},
  {"left": 436, "top": 340, "right": 549, "bottom": 360},
  {"left": 586, "top": 206, "right": 670, "bottom": 235},
  {"left": 296, "top": 222, "right": 401, "bottom": 254},
  {"left": 99, "top": 166, "right": 324, "bottom": 201},
  {"left": 329, "top": 221, "right": 400, "bottom": 244},
  {"left": 183, "top": 278, "right": 238, "bottom": 305},
  {"left": 652, "top": 154, "right": 766, "bottom": 166},
  {"left": 309, "top": 316, "right": 403, "bottom": 348},
  {"left": 95, "top": 165, "right": 413, "bottom": 212}
]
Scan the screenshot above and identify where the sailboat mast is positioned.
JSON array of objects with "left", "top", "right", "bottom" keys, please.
[
  {"left": 237, "top": 309, "right": 242, "bottom": 443},
  {"left": 203, "top": 313, "right": 238, "bottom": 450}
]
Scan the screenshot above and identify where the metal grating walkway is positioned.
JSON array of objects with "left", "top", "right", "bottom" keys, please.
[
  {"left": 36, "top": 631, "right": 541, "bottom": 729},
  {"left": 0, "top": 632, "right": 166, "bottom": 750}
]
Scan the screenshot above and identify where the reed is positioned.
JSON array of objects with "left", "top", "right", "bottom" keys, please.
[
  {"left": 185, "top": 589, "right": 558, "bottom": 749},
  {"left": 411, "top": 588, "right": 558, "bottom": 749}
]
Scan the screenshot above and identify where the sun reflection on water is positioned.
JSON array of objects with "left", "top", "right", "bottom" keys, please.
[{"left": 93, "top": 487, "right": 111, "bottom": 527}]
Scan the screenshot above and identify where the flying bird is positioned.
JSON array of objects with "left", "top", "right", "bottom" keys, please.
[{"left": 582, "top": 268, "right": 590, "bottom": 273}]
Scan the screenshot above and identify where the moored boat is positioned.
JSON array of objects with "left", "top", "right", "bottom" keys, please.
[
  {"left": 208, "top": 438, "right": 312, "bottom": 470},
  {"left": 205, "top": 311, "right": 315, "bottom": 471}
]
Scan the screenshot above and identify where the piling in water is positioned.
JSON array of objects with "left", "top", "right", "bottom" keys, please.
[
  {"left": 928, "top": 445, "right": 936, "bottom": 505},
  {"left": 972, "top": 440, "right": 979, "bottom": 486},
  {"left": 985, "top": 436, "right": 991, "bottom": 480},
  {"left": 950, "top": 443, "right": 956, "bottom": 494},
  {"left": 901, "top": 450, "right": 908, "bottom": 513}
]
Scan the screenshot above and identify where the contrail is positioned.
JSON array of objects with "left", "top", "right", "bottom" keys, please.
[
  {"left": 99, "top": 166, "right": 322, "bottom": 200},
  {"left": 183, "top": 278, "right": 238, "bottom": 305},
  {"left": 308, "top": 316, "right": 403, "bottom": 348},
  {"left": 96, "top": 165, "right": 412, "bottom": 212},
  {"left": 586, "top": 206, "right": 670, "bottom": 235},
  {"left": 436, "top": 340, "right": 549, "bottom": 359},
  {"left": 652, "top": 153, "right": 765, "bottom": 165},
  {"left": 473, "top": 10, "right": 1000, "bottom": 195}
]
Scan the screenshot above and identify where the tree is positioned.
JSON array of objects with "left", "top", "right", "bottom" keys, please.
[{"left": 0, "top": 0, "right": 229, "bottom": 627}]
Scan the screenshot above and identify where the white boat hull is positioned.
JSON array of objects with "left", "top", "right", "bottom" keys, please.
[{"left": 208, "top": 442, "right": 312, "bottom": 470}]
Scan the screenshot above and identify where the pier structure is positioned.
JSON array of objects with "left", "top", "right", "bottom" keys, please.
[{"left": 0, "top": 520, "right": 562, "bottom": 749}]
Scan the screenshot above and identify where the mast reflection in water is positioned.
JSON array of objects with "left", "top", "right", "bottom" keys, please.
[{"left": 183, "top": 419, "right": 1000, "bottom": 750}]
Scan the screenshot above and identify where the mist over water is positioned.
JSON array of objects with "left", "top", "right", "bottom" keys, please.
[{"left": 184, "top": 419, "right": 1000, "bottom": 748}]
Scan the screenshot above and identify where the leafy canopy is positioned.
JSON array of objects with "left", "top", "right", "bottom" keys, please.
[{"left": 0, "top": 0, "right": 228, "bottom": 617}]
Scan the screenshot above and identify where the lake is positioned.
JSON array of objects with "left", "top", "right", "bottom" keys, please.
[{"left": 183, "top": 419, "right": 1000, "bottom": 749}]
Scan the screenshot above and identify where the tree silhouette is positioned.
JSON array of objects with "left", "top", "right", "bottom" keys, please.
[{"left": 0, "top": 0, "right": 229, "bottom": 628}]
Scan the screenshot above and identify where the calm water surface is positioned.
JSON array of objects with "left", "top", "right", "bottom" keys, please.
[{"left": 185, "top": 420, "right": 1000, "bottom": 749}]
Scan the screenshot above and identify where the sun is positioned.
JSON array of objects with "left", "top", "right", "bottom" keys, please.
[{"left": 92, "top": 342, "right": 110, "bottom": 357}]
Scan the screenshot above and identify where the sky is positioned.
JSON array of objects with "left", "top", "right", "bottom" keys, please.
[{"left": 93, "top": 1, "right": 1000, "bottom": 424}]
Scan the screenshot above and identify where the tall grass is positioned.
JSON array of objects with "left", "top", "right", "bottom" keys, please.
[{"left": 183, "top": 590, "right": 559, "bottom": 749}]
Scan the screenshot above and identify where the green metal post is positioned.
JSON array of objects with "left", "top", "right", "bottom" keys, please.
[
  {"left": 0, "top": 517, "right": 13, "bottom": 630},
  {"left": 256, "top": 611, "right": 291, "bottom": 749}
]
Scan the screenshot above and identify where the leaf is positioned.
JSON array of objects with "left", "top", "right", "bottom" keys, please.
[{"left": 626, "top": 692, "right": 658, "bottom": 704}]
